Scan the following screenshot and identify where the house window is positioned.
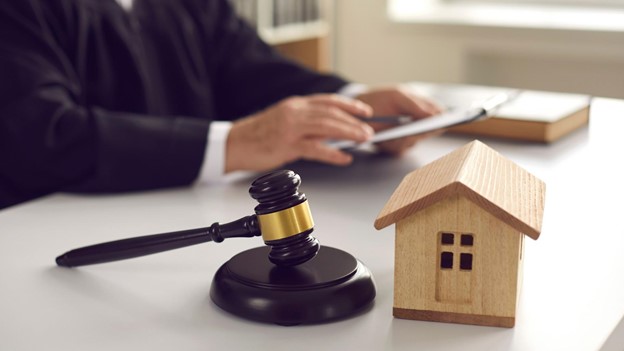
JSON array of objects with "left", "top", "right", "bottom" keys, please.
[
  {"left": 438, "top": 231, "right": 474, "bottom": 271},
  {"left": 440, "top": 252, "right": 453, "bottom": 269},
  {"left": 461, "top": 234, "right": 473, "bottom": 246},
  {"left": 441, "top": 232, "right": 454, "bottom": 245},
  {"left": 460, "top": 253, "right": 473, "bottom": 270}
]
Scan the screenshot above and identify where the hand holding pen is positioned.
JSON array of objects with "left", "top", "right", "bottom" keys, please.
[
  {"left": 358, "top": 115, "right": 414, "bottom": 125},
  {"left": 333, "top": 92, "right": 513, "bottom": 150},
  {"left": 354, "top": 87, "right": 445, "bottom": 154}
]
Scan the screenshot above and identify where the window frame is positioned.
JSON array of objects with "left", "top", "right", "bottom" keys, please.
[{"left": 444, "top": 0, "right": 624, "bottom": 8}]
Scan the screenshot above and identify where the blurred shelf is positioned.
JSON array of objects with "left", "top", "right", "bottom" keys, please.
[
  {"left": 259, "top": 20, "right": 329, "bottom": 45},
  {"left": 230, "top": 0, "right": 332, "bottom": 71}
]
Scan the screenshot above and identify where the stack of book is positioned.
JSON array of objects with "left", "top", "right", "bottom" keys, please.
[
  {"left": 273, "top": 0, "right": 320, "bottom": 27},
  {"left": 229, "top": 0, "right": 322, "bottom": 29}
]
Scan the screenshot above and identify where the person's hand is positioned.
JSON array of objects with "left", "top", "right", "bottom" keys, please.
[
  {"left": 356, "top": 87, "right": 444, "bottom": 155},
  {"left": 225, "top": 94, "right": 374, "bottom": 173}
]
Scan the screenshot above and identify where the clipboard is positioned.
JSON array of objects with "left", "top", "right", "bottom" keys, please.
[{"left": 328, "top": 92, "right": 515, "bottom": 150}]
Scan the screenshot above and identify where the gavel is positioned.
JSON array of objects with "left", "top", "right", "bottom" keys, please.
[{"left": 55, "top": 170, "right": 320, "bottom": 268}]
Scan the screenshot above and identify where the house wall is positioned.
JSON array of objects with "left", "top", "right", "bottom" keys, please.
[{"left": 394, "top": 195, "right": 521, "bottom": 319}]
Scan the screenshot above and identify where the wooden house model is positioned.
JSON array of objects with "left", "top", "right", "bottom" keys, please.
[{"left": 374, "top": 140, "right": 545, "bottom": 328}]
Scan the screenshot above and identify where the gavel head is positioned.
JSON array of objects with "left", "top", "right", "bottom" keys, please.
[{"left": 249, "top": 170, "right": 320, "bottom": 267}]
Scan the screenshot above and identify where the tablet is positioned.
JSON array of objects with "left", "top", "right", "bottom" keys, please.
[{"left": 328, "top": 92, "right": 514, "bottom": 150}]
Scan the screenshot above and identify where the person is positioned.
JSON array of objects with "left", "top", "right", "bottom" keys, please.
[{"left": 0, "top": 0, "right": 442, "bottom": 210}]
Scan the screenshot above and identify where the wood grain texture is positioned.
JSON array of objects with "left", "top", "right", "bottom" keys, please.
[
  {"left": 449, "top": 106, "right": 590, "bottom": 143},
  {"left": 374, "top": 140, "right": 545, "bottom": 240},
  {"left": 393, "top": 308, "right": 515, "bottom": 328},
  {"left": 393, "top": 195, "right": 522, "bottom": 321}
]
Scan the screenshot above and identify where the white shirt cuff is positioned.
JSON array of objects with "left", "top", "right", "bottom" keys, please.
[{"left": 196, "top": 121, "right": 232, "bottom": 184}]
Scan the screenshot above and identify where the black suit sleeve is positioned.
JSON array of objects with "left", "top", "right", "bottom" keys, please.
[
  {"left": 0, "top": 1, "right": 209, "bottom": 208},
  {"left": 0, "top": 0, "right": 352, "bottom": 209}
]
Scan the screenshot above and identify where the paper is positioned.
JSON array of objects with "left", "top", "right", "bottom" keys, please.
[
  {"left": 327, "top": 109, "right": 482, "bottom": 149},
  {"left": 328, "top": 92, "right": 513, "bottom": 150}
]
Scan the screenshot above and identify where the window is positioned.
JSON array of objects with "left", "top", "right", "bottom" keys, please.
[
  {"left": 461, "top": 234, "right": 473, "bottom": 246},
  {"left": 445, "top": 0, "right": 624, "bottom": 8},
  {"left": 460, "top": 253, "right": 473, "bottom": 270},
  {"left": 441, "top": 233, "right": 454, "bottom": 245},
  {"left": 440, "top": 252, "right": 454, "bottom": 269},
  {"left": 438, "top": 231, "right": 475, "bottom": 271},
  {"left": 387, "top": 0, "right": 624, "bottom": 34}
]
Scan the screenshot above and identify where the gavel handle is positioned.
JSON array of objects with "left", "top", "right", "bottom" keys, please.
[{"left": 55, "top": 215, "right": 260, "bottom": 267}]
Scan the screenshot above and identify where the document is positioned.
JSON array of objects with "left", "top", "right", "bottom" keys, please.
[{"left": 329, "top": 92, "right": 513, "bottom": 150}]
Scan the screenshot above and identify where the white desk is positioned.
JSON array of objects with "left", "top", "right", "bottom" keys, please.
[{"left": 1, "top": 98, "right": 623, "bottom": 351}]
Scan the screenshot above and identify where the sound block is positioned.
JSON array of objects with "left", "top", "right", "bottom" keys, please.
[{"left": 210, "top": 246, "right": 376, "bottom": 325}]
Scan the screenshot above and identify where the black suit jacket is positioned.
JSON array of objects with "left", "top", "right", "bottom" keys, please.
[{"left": 0, "top": 0, "right": 348, "bottom": 209}]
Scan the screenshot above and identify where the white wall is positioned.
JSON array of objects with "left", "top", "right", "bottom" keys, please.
[{"left": 333, "top": 0, "right": 624, "bottom": 98}]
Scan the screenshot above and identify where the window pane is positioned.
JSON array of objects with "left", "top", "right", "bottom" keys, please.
[
  {"left": 441, "top": 252, "right": 453, "bottom": 269},
  {"left": 441, "top": 233, "right": 454, "bottom": 245},
  {"left": 461, "top": 234, "right": 474, "bottom": 246},
  {"left": 460, "top": 253, "right": 473, "bottom": 270}
]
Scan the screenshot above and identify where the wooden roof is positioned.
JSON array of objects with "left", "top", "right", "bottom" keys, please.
[{"left": 374, "top": 140, "right": 545, "bottom": 240}]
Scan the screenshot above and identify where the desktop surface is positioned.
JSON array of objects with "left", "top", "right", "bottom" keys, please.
[{"left": 1, "top": 97, "right": 623, "bottom": 351}]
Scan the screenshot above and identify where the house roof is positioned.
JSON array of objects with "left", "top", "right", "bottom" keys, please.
[{"left": 374, "top": 140, "right": 545, "bottom": 240}]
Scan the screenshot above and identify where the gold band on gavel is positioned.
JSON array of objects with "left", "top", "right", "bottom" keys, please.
[{"left": 257, "top": 201, "right": 314, "bottom": 241}]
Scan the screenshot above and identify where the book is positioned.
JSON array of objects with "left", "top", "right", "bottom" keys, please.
[{"left": 406, "top": 83, "right": 592, "bottom": 143}]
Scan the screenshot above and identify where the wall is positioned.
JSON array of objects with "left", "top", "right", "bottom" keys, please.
[{"left": 333, "top": 0, "right": 624, "bottom": 98}]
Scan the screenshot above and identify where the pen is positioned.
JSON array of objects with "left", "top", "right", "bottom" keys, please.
[{"left": 357, "top": 115, "right": 413, "bottom": 124}]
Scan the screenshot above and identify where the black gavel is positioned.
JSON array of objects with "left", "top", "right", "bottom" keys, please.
[{"left": 55, "top": 170, "right": 320, "bottom": 268}]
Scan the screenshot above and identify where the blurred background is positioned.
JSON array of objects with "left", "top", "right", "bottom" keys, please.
[{"left": 230, "top": 0, "right": 624, "bottom": 98}]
